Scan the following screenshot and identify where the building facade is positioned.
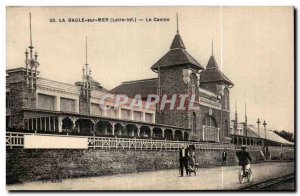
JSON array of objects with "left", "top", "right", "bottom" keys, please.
[
  {"left": 112, "top": 29, "right": 234, "bottom": 143},
  {"left": 7, "top": 14, "right": 292, "bottom": 149}
]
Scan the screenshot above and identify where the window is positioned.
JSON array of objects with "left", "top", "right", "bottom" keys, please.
[
  {"left": 121, "top": 109, "right": 131, "bottom": 120},
  {"left": 60, "top": 98, "right": 76, "bottom": 112},
  {"left": 133, "top": 111, "right": 142, "bottom": 121},
  {"left": 91, "top": 103, "right": 103, "bottom": 116},
  {"left": 106, "top": 106, "right": 118, "bottom": 118},
  {"left": 38, "top": 94, "right": 55, "bottom": 111},
  {"left": 145, "top": 113, "right": 153, "bottom": 123},
  {"left": 204, "top": 116, "right": 217, "bottom": 127}
]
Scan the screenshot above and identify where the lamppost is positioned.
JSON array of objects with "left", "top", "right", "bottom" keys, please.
[
  {"left": 263, "top": 120, "right": 267, "bottom": 139},
  {"left": 257, "top": 118, "right": 261, "bottom": 136}
]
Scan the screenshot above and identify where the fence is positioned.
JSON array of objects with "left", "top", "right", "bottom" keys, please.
[{"left": 6, "top": 132, "right": 234, "bottom": 151}]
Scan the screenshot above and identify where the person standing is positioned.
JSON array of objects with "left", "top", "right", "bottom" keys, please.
[
  {"left": 222, "top": 150, "right": 227, "bottom": 166},
  {"left": 179, "top": 144, "right": 188, "bottom": 177}
]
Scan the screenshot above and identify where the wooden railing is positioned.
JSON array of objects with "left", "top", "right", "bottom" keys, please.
[
  {"left": 6, "top": 132, "right": 234, "bottom": 151},
  {"left": 6, "top": 132, "right": 27, "bottom": 149}
]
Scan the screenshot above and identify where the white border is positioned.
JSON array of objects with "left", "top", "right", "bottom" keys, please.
[{"left": 1, "top": 1, "right": 298, "bottom": 195}]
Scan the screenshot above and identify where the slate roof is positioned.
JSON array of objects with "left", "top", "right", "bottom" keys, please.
[
  {"left": 200, "top": 55, "right": 234, "bottom": 86},
  {"left": 245, "top": 127, "right": 261, "bottom": 138},
  {"left": 151, "top": 33, "right": 203, "bottom": 71},
  {"left": 170, "top": 33, "right": 186, "bottom": 49},
  {"left": 110, "top": 78, "right": 158, "bottom": 98},
  {"left": 247, "top": 125, "right": 294, "bottom": 145}
]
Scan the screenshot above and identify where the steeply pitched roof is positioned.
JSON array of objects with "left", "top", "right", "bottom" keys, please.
[
  {"left": 151, "top": 33, "right": 203, "bottom": 71},
  {"left": 110, "top": 78, "right": 158, "bottom": 98},
  {"left": 170, "top": 33, "right": 186, "bottom": 49},
  {"left": 200, "top": 55, "right": 234, "bottom": 86}
]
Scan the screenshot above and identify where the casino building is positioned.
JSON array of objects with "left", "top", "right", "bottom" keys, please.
[
  {"left": 6, "top": 14, "right": 293, "bottom": 150},
  {"left": 111, "top": 27, "right": 234, "bottom": 143}
]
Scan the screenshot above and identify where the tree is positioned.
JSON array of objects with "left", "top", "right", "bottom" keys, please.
[{"left": 273, "top": 130, "right": 294, "bottom": 142}]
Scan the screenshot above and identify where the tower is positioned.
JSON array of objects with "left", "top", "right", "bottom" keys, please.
[
  {"left": 7, "top": 13, "right": 40, "bottom": 128},
  {"left": 200, "top": 40, "right": 234, "bottom": 138},
  {"left": 25, "top": 12, "right": 40, "bottom": 90},
  {"left": 151, "top": 14, "right": 204, "bottom": 129},
  {"left": 79, "top": 36, "right": 93, "bottom": 115}
]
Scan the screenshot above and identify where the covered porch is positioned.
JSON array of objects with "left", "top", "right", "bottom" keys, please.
[{"left": 20, "top": 109, "right": 190, "bottom": 141}]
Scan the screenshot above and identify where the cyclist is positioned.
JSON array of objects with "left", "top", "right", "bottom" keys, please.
[{"left": 237, "top": 145, "right": 252, "bottom": 176}]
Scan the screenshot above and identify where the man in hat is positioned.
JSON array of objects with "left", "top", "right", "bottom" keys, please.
[
  {"left": 222, "top": 150, "right": 227, "bottom": 166},
  {"left": 179, "top": 144, "right": 188, "bottom": 177},
  {"left": 237, "top": 145, "right": 252, "bottom": 176}
]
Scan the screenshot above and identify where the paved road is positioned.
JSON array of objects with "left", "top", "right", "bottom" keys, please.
[{"left": 7, "top": 162, "right": 294, "bottom": 191}]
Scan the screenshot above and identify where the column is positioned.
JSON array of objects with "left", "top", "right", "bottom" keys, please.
[
  {"left": 70, "top": 117, "right": 78, "bottom": 131},
  {"left": 172, "top": 129, "right": 175, "bottom": 140},
  {"left": 150, "top": 126, "right": 154, "bottom": 138},
  {"left": 93, "top": 123, "right": 98, "bottom": 135},
  {"left": 53, "top": 116, "right": 56, "bottom": 132},
  {"left": 217, "top": 128, "right": 220, "bottom": 143},
  {"left": 161, "top": 128, "right": 165, "bottom": 139},
  {"left": 181, "top": 130, "right": 185, "bottom": 141},
  {"left": 48, "top": 117, "right": 51, "bottom": 131},
  {"left": 111, "top": 122, "right": 115, "bottom": 136},
  {"left": 137, "top": 125, "right": 141, "bottom": 137},
  {"left": 44, "top": 117, "right": 47, "bottom": 131},
  {"left": 90, "top": 119, "right": 98, "bottom": 135},
  {"left": 58, "top": 116, "right": 63, "bottom": 133}
]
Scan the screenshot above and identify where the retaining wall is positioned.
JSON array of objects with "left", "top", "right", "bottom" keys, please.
[{"left": 6, "top": 148, "right": 264, "bottom": 184}]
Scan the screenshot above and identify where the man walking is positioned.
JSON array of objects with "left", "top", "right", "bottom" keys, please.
[
  {"left": 179, "top": 144, "right": 188, "bottom": 177},
  {"left": 222, "top": 150, "right": 227, "bottom": 166}
]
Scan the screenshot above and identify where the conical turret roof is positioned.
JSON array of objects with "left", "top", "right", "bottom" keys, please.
[
  {"left": 170, "top": 33, "right": 186, "bottom": 49},
  {"left": 151, "top": 33, "right": 203, "bottom": 71},
  {"left": 200, "top": 55, "right": 234, "bottom": 86}
]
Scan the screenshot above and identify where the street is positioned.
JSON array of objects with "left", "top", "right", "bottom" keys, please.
[{"left": 7, "top": 162, "right": 294, "bottom": 191}]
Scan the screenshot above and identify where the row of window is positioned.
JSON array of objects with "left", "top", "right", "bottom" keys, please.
[{"left": 37, "top": 93, "right": 154, "bottom": 123}]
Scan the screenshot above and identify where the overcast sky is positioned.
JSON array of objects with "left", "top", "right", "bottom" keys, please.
[{"left": 6, "top": 7, "right": 294, "bottom": 132}]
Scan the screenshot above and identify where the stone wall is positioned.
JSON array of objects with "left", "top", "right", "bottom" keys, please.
[
  {"left": 7, "top": 70, "right": 37, "bottom": 129},
  {"left": 7, "top": 148, "right": 243, "bottom": 184},
  {"left": 156, "top": 66, "right": 190, "bottom": 128}
]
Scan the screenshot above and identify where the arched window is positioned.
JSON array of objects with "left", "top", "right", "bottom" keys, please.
[{"left": 204, "top": 116, "right": 217, "bottom": 127}]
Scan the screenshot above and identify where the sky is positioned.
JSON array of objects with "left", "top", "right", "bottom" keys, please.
[{"left": 6, "top": 6, "right": 294, "bottom": 132}]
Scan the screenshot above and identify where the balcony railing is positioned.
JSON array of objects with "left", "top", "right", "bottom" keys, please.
[{"left": 6, "top": 132, "right": 234, "bottom": 151}]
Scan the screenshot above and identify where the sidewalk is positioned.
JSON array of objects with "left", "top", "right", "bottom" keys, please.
[{"left": 7, "top": 162, "right": 294, "bottom": 190}]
